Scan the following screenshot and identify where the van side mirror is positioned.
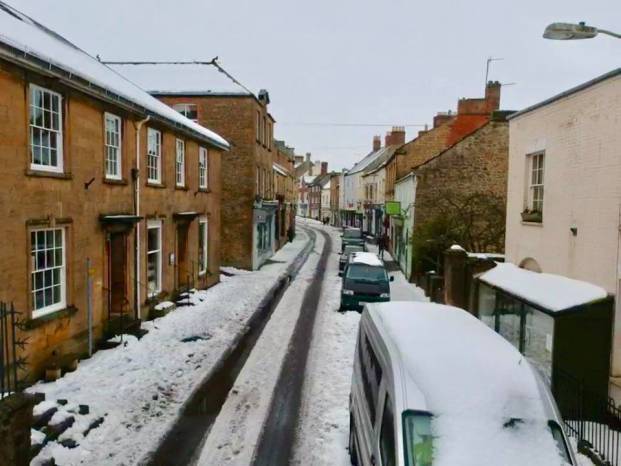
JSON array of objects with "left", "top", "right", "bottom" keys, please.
[{"left": 390, "top": 275, "right": 395, "bottom": 282}]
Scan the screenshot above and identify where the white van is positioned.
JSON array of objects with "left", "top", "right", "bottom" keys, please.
[{"left": 349, "top": 301, "right": 577, "bottom": 466}]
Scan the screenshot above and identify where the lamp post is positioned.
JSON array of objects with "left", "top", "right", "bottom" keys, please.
[{"left": 543, "top": 22, "right": 621, "bottom": 40}]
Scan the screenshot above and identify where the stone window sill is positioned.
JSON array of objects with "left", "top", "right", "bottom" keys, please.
[
  {"left": 146, "top": 182, "right": 167, "bottom": 189},
  {"left": 521, "top": 221, "right": 544, "bottom": 227},
  {"left": 24, "top": 305, "right": 78, "bottom": 330},
  {"left": 175, "top": 185, "right": 189, "bottom": 191},
  {"left": 103, "top": 177, "right": 128, "bottom": 186},
  {"left": 25, "top": 169, "right": 72, "bottom": 180},
  {"left": 197, "top": 188, "right": 211, "bottom": 194}
]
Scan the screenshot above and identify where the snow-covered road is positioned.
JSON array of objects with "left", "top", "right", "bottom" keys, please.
[{"left": 292, "top": 224, "right": 428, "bottom": 465}]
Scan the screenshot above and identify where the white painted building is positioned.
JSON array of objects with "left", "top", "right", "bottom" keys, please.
[
  {"left": 321, "top": 180, "right": 331, "bottom": 221},
  {"left": 505, "top": 68, "right": 621, "bottom": 394},
  {"left": 393, "top": 172, "right": 417, "bottom": 279}
]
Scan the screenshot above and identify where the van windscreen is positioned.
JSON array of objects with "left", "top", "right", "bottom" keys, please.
[
  {"left": 403, "top": 411, "right": 433, "bottom": 466},
  {"left": 346, "top": 264, "right": 387, "bottom": 282}
]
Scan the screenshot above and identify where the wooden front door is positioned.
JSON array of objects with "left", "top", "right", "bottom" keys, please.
[
  {"left": 108, "top": 233, "right": 128, "bottom": 315},
  {"left": 177, "top": 225, "right": 189, "bottom": 290}
]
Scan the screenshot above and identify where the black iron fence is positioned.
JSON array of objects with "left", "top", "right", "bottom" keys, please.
[
  {"left": 555, "top": 369, "right": 621, "bottom": 465},
  {"left": 0, "top": 302, "right": 27, "bottom": 399}
]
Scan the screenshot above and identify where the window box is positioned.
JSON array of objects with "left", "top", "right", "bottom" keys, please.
[{"left": 521, "top": 210, "right": 543, "bottom": 223}]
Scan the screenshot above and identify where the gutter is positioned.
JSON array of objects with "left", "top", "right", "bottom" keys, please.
[{"left": 133, "top": 115, "right": 150, "bottom": 319}]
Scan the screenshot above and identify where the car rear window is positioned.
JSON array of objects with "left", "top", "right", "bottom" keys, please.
[
  {"left": 346, "top": 264, "right": 388, "bottom": 282},
  {"left": 343, "top": 229, "right": 362, "bottom": 239}
]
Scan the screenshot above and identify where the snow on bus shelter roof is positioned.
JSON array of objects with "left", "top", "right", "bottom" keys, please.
[
  {"left": 367, "top": 302, "right": 567, "bottom": 465},
  {"left": 479, "top": 262, "right": 608, "bottom": 312},
  {"left": 0, "top": 1, "right": 229, "bottom": 150}
]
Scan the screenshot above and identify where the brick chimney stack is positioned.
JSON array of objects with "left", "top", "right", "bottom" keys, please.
[
  {"left": 384, "top": 131, "right": 392, "bottom": 147},
  {"left": 321, "top": 162, "right": 328, "bottom": 175},
  {"left": 373, "top": 135, "right": 381, "bottom": 151},
  {"left": 433, "top": 111, "right": 453, "bottom": 128},
  {"left": 485, "top": 80, "right": 501, "bottom": 112},
  {"left": 389, "top": 126, "right": 405, "bottom": 146}
]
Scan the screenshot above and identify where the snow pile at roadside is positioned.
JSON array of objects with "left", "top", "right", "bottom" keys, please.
[
  {"left": 480, "top": 262, "right": 607, "bottom": 311},
  {"left": 28, "top": 231, "right": 308, "bottom": 466}
]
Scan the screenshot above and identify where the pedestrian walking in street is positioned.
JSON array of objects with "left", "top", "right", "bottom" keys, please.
[{"left": 378, "top": 233, "right": 387, "bottom": 260}]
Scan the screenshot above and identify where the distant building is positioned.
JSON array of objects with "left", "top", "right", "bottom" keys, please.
[
  {"left": 504, "top": 69, "right": 621, "bottom": 395},
  {"left": 361, "top": 129, "right": 405, "bottom": 236},
  {"left": 329, "top": 173, "right": 341, "bottom": 226},
  {"left": 273, "top": 139, "right": 297, "bottom": 246},
  {"left": 341, "top": 130, "right": 402, "bottom": 230},
  {"left": 384, "top": 82, "right": 501, "bottom": 262},
  {"left": 113, "top": 63, "right": 279, "bottom": 270}
]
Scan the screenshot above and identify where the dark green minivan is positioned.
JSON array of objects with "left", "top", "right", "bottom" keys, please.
[
  {"left": 341, "top": 227, "right": 365, "bottom": 253},
  {"left": 340, "top": 252, "right": 393, "bottom": 311}
]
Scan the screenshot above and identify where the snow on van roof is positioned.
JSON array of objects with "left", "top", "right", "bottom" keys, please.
[
  {"left": 350, "top": 252, "right": 383, "bottom": 267},
  {"left": 0, "top": 2, "right": 229, "bottom": 150},
  {"left": 366, "top": 302, "right": 567, "bottom": 466},
  {"left": 480, "top": 262, "right": 607, "bottom": 311}
]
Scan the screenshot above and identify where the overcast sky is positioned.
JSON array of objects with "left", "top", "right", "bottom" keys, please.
[{"left": 16, "top": 0, "right": 621, "bottom": 170}]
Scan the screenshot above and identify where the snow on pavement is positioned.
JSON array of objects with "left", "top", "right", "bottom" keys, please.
[
  {"left": 27, "top": 229, "right": 310, "bottom": 466},
  {"left": 198, "top": 225, "right": 327, "bottom": 465},
  {"left": 292, "top": 225, "right": 427, "bottom": 465}
]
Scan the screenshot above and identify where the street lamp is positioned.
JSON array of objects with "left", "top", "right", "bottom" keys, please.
[{"left": 543, "top": 22, "right": 621, "bottom": 40}]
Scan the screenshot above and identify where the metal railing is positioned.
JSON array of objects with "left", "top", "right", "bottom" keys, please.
[
  {"left": 555, "top": 369, "right": 621, "bottom": 465},
  {"left": 0, "top": 302, "right": 27, "bottom": 399}
]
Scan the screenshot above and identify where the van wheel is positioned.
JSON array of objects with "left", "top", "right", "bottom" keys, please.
[{"left": 349, "top": 414, "right": 359, "bottom": 465}]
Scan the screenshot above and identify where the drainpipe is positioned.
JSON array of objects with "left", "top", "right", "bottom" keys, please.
[{"left": 133, "top": 115, "right": 150, "bottom": 320}]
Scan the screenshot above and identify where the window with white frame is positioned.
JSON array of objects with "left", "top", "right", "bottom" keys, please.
[
  {"left": 527, "top": 152, "right": 545, "bottom": 212},
  {"left": 147, "top": 220, "right": 162, "bottom": 296},
  {"left": 173, "top": 103, "right": 198, "bottom": 122},
  {"left": 147, "top": 128, "right": 162, "bottom": 183},
  {"left": 104, "top": 113, "right": 122, "bottom": 179},
  {"left": 198, "top": 217, "right": 208, "bottom": 274},
  {"left": 30, "top": 228, "right": 66, "bottom": 316},
  {"left": 256, "top": 111, "right": 261, "bottom": 142},
  {"left": 176, "top": 139, "right": 185, "bottom": 187},
  {"left": 29, "top": 85, "right": 63, "bottom": 172},
  {"left": 199, "top": 147, "right": 208, "bottom": 189}
]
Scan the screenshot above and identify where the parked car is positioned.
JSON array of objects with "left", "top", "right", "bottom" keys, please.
[
  {"left": 341, "top": 227, "right": 365, "bottom": 253},
  {"left": 340, "top": 252, "right": 393, "bottom": 311},
  {"left": 349, "top": 301, "right": 576, "bottom": 466},
  {"left": 340, "top": 245, "right": 365, "bottom": 274}
]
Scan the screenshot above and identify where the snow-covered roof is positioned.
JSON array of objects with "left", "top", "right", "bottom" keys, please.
[
  {"left": 272, "top": 163, "right": 289, "bottom": 177},
  {"left": 479, "top": 263, "right": 608, "bottom": 312},
  {"left": 361, "top": 146, "right": 398, "bottom": 176},
  {"left": 367, "top": 302, "right": 568, "bottom": 465},
  {"left": 350, "top": 252, "right": 383, "bottom": 267},
  {"left": 301, "top": 175, "right": 316, "bottom": 184},
  {"left": 108, "top": 63, "right": 252, "bottom": 97},
  {"left": 0, "top": 2, "right": 228, "bottom": 150},
  {"left": 346, "top": 148, "right": 386, "bottom": 175}
]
